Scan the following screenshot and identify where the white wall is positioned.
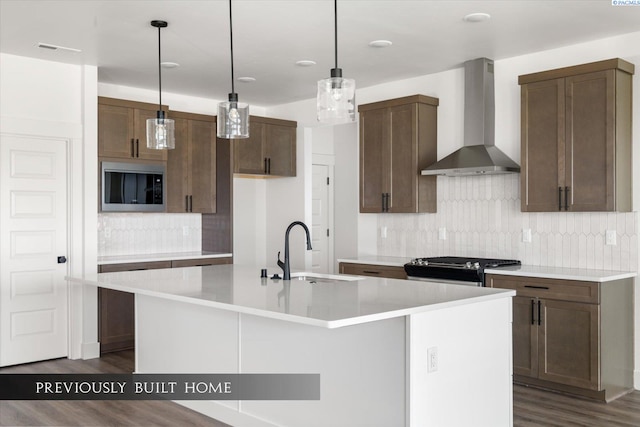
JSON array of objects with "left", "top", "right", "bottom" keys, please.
[{"left": 0, "top": 53, "right": 99, "bottom": 359}]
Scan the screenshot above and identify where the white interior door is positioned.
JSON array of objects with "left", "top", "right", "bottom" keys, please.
[
  {"left": 311, "top": 164, "right": 332, "bottom": 273},
  {"left": 0, "top": 135, "right": 68, "bottom": 367}
]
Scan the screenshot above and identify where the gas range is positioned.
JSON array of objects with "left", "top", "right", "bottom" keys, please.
[{"left": 404, "top": 256, "right": 521, "bottom": 286}]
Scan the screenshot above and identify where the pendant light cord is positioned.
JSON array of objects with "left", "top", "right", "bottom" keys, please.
[
  {"left": 334, "top": 0, "right": 338, "bottom": 70},
  {"left": 229, "top": 0, "right": 235, "bottom": 95},
  {"left": 157, "top": 24, "right": 162, "bottom": 112}
]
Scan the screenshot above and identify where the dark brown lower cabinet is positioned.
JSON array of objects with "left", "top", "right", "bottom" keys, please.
[
  {"left": 97, "top": 257, "right": 232, "bottom": 354},
  {"left": 487, "top": 274, "right": 633, "bottom": 402},
  {"left": 338, "top": 262, "right": 407, "bottom": 279}
]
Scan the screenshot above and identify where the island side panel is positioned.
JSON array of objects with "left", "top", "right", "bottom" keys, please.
[
  {"left": 239, "top": 314, "right": 407, "bottom": 427},
  {"left": 135, "top": 294, "right": 241, "bottom": 412},
  {"left": 408, "top": 297, "right": 513, "bottom": 427}
]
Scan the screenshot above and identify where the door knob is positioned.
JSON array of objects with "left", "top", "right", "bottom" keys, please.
[{"left": 57, "top": 256, "right": 67, "bottom": 264}]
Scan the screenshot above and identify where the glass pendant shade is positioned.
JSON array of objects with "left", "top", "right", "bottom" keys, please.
[
  {"left": 147, "top": 111, "right": 175, "bottom": 149},
  {"left": 317, "top": 75, "right": 356, "bottom": 124},
  {"left": 217, "top": 95, "right": 249, "bottom": 139}
]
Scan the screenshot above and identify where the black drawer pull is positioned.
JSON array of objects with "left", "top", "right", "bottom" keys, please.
[
  {"left": 362, "top": 270, "right": 380, "bottom": 274},
  {"left": 524, "top": 285, "right": 549, "bottom": 290}
]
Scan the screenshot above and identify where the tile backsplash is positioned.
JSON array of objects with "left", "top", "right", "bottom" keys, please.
[
  {"left": 377, "top": 174, "right": 638, "bottom": 271},
  {"left": 98, "top": 213, "right": 202, "bottom": 256}
]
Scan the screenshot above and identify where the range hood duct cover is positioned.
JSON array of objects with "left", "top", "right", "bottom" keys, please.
[{"left": 422, "top": 57, "right": 520, "bottom": 176}]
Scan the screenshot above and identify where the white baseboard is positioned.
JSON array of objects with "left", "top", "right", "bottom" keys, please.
[{"left": 81, "top": 341, "right": 100, "bottom": 360}]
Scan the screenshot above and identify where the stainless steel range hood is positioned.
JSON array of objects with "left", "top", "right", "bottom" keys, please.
[{"left": 422, "top": 58, "right": 520, "bottom": 176}]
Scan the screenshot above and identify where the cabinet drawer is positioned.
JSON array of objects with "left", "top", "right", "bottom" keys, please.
[
  {"left": 171, "top": 257, "right": 232, "bottom": 268},
  {"left": 339, "top": 262, "right": 407, "bottom": 279},
  {"left": 99, "top": 261, "right": 172, "bottom": 273},
  {"left": 487, "top": 275, "right": 599, "bottom": 304}
]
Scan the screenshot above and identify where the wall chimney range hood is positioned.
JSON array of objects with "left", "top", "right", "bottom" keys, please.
[{"left": 422, "top": 58, "right": 520, "bottom": 176}]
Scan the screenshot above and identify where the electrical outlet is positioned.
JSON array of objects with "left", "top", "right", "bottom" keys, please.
[
  {"left": 522, "top": 228, "right": 532, "bottom": 243},
  {"left": 438, "top": 227, "right": 447, "bottom": 240},
  {"left": 605, "top": 230, "right": 617, "bottom": 246},
  {"left": 427, "top": 347, "right": 438, "bottom": 373}
]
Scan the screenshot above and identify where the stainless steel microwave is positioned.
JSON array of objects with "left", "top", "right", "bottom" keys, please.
[{"left": 101, "top": 161, "right": 165, "bottom": 212}]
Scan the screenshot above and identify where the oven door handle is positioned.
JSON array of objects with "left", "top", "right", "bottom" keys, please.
[{"left": 407, "top": 276, "right": 482, "bottom": 287}]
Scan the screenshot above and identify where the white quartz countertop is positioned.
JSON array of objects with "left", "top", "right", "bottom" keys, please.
[
  {"left": 337, "top": 256, "right": 412, "bottom": 267},
  {"left": 485, "top": 264, "right": 637, "bottom": 282},
  {"left": 98, "top": 251, "right": 232, "bottom": 265},
  {"left": 67, "top": 264, "right": 514, "bottom": 329}
]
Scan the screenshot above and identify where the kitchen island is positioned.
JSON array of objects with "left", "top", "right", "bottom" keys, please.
[{"left": 67, "top": 264, "right": 515, "bottom": 427}]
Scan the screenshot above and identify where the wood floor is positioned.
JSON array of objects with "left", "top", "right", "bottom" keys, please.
[{"left": 2, "top": 351, "right": 640, "bottom": 426}]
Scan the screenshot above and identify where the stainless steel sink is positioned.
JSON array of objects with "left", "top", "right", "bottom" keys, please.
[{"left": 289, "top": 272, "right": 362, "bottom": 283}]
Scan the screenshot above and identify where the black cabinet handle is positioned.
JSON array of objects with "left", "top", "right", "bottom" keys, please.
[
  {"left": 565, "top": 186, "right": 570, "bottom": 211},
  {"left": 185, "top": 195, "right": 189, "bottom": 212},
  {"left": 524, "top": 285, "right": 549, "bottom": 290},
  {"left": 558, "top": 187, "right": 562, "bottom": 211},
  {"left": 189, "top": 195, "right": 193, "bottom": 212},
  {"left": 131, "top": 139, "right": 135, "bottom": 157},
  {"left": 264, "top": 158, "right": 268, "bottom": 174},
  {"left": 381, "top": 193, "right": 386, "bottom": 212},
  {"left": 362, "top": 270, "right": 380, "bottom": 274},
  {"left": 267, "top": 158, "right": 271, "bottom": 175},
  {"left": 136, "top": 139, "right": 139, "bottom": 158},
  {"left": 537, "top": 300, "right": 542, "bottom": 326},
  {"left": 531, "top": 299, "right": 536, "bottom": 325}
]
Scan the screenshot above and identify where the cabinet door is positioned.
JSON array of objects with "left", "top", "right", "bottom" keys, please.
[
  {"left": 133, "top": 108, "right": 168, "bottom": 161},
  {"left": 166, "top": 117, "right": 191, "bottom": 212},
  {"left": 266, "top": 124, "right": 296, "bottom": 176},
  {"left": 360, "top": 108, "right": 387, "bottom": 213},
  {"left": 565, "top": 70, "right": 615, "bottom": 211},
  {"left": 538, "top": 299, "right": 600, "bottom": 390},
  {"left": 521, "top": 79, "right": 565, "bottom": 212},
  {"left": 512, "top": 296, "right": 538, "bottom": 378},
  {"left": 388, "top": 103, "right": 417, "bottom": 213},
  {"left": 98, "top": 104, "right": 135, "bottom": 159},
  {"left": 234, "top": 121, "right": 266, "bottom": 174},
  {"left": 190, "top": 119, "right": 217, "bottom": 213},
  {"left": 98, "top": 288, "right": 135, "bottom": 353}
]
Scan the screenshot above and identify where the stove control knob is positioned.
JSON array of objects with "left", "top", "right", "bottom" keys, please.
[
  {"left": 465, "top": 261, "right": 472, "bottom": 269},
  {"left": 473, "top": 262, "right": 480, "bottom": 269}
]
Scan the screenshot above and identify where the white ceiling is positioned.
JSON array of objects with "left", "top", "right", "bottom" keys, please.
[{"left": 1, "top": 1, "right": 640, "bottom": 107}]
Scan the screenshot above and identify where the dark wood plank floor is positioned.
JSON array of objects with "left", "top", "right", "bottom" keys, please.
[
  {"left": 513, "top": 383, "right": 640, "bottom": 427},
  {"left": 2, "top": 351, "right": 640, "bottom": 426}
]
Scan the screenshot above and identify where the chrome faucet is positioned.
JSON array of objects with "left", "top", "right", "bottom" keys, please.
[{"left": 277, "top": 221, "right": 312, "bottom": 280}]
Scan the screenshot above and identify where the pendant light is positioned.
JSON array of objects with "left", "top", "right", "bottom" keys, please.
[
  {"left": 217, "top": 0, "right": 249, "bottom": 139},
  {"left": 317, "top": 0, "right": 355, "bottom": 124},
  {"left": 146, "top": 20, "right": 175, "bottom": 150}
]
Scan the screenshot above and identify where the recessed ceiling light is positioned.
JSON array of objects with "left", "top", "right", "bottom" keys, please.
[
  {"left": 368, "top": 40, "right": 392, "bottom": 48},
  {"left": 463, "top": 12, "right": 491, "bottom": 23},
  {"left": 161, "top": 61, "right": 180, "bottom": 69},
  {"left": 237, "top": 76, "right": 256, "bottom": 83},
  {"left": 295, "top": 60, "right": 317, "bottom": 67},
  {"left": 37, "top": 42, "right": 81, "bottom": 53}
]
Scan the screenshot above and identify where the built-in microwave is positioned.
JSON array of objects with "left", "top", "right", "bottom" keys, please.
[{"left": 101, "top": 161, "right": 165, "bottom": 212}]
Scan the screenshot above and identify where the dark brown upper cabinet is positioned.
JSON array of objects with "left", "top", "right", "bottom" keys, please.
[
  {"left": 98, "top": 96, "right": 168, "bottom": 162},
  {"left": 233, "top": 116, "right": 297, "bottom": 177},
  {"left": 519, "top": 58, "right": 634, "bottom": 212},
  {"left": 167, "top": 111, "right": 217, "bottom": 213},
  {"left": 359, "top": 95, "right": 438, "bottom": 213}
]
